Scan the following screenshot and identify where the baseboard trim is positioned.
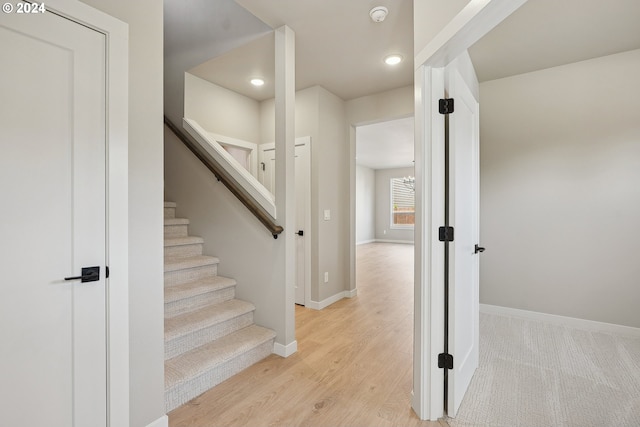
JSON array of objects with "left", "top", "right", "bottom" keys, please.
[
  {"left": 480, "top": 304, "right": 640, "bottom": 337},
  {"left": 308, "top": 290, "right": 356, "bottom": 310},
  {"left": 145, "top": 415, "right": 168, "bottom": 427},
  {"left": 273, "top": 340, "right": 297, "bottom": 357},
  {"left": 375, "top": 239, "right": 414, "bottom": 244},
  {"left": 356, "top": 239, "right": 376, "bottom": 245}
]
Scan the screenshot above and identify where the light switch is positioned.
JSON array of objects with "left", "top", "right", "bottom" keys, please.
[{"left": 324, "top": 209, "right": 331, "bottom": 220}]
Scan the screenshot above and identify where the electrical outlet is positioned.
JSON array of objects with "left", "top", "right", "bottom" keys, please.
[{"left": 324, "top": 272, "right": 329, "bottom": 283}]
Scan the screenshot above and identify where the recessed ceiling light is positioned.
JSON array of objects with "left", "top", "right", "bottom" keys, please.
[
  {"left": 384, "top": 54, "right": 403, "bottom": 66},
  {"left": 250, "top": 78, "right": 265, "bottom": 87}
]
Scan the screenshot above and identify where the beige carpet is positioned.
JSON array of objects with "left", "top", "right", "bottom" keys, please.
[{"left": 447, "top": 313, "right": 640, "bottom": 427}]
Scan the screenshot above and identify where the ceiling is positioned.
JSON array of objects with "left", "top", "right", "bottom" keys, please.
[
  {"left": 356, "top": 117, "right": 414, "bottom": 170},
  {"left": 191, "top": 0, "right": 414, "bottom": 102},
  {"left": 469, "top": 0, "right": 640, "bottom": 82},
  {"left": 179, "top": 0, "right": 640, "bottom": 169}
]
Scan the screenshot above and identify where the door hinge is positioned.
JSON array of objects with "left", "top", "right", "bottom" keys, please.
[
  {"left": 438, "top": 226, "right": 454, "bottom": 242},
  {"left": 106, "top": 266, "right": 109, "bottom": 279},
  {"left": 438, "top": 353, "right": 454, "bottom": 369},
  {"left": 261, "top": 162, "right": 265, "bottom": 171},
  {"left": 439, "top": 98, "right": 454, "bottom": 114}
]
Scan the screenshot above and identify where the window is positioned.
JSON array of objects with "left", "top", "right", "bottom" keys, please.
[{"left": 390, "top": 177, "right": 415, "bottom": 228}]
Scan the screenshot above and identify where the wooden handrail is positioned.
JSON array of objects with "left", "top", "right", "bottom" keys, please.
[{"left": 164, "top": 116, "right": 284, "bottom": 238}]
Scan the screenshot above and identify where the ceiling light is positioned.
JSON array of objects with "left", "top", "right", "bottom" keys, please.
[
  {"left": 250, "top": 78, "right": 265, "bottom": 87},
  {"left": 384, "top": 54, "right": 403, "bottom": 65},
  {"left": 370, "top": 6, "right": 388, "bottom": 23}
]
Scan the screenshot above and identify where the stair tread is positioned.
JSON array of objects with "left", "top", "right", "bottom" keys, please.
[
  {"left": 165, "top": 218, "right": 189, "bottom": 226},
  {"left": 165, "top": 325, "right": 276, "bottom": 389},
  {"left": 164, "top": 255, "right": 220, "bottom": 273},
  {"left": 164, "top": 276, "right": 236, "bottom": 304},
  {"left": 165, "top": 299, "right": 255, "bottom": 340},
  {"left": 164, "top": 236, "right": 204, "bottom": 248},
  {"left": 164, "top": 202, "right": 177, "bottom": 208}
]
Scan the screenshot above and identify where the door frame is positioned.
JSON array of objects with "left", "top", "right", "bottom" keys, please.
[
  {"left": 44, "top": 1, "right": 129, "bottom": 425},
  {"left": 411, "top": 0, "right": 529, "bottom": 421},
  {"left": 259, "top": 137, "right": 312, "bottom": 307}
]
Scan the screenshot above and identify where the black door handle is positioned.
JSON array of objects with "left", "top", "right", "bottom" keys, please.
[
  {"left": 296, "top": 230, "right": 304, "bottom": 236},
  {"left": 474, "top": 244, "right": 485, "bottom": 254},
  {"left": 65, "top": 266, "right": 100, "bottom": 283}
]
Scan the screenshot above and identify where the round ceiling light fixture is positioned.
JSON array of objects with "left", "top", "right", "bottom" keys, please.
[
  {"left": 369, "top": 6, "right": 388, "bottom": 23},
  {"left": 250, "top": 78, "right": 265, "bottom": 87},
  {"left": 384, "top": 54, "right": 403, "bottom": 65}
]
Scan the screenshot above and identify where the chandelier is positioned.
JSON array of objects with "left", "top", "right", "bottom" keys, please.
[{"left": 402, "top": 176, "right": 415, "bottom": 193}]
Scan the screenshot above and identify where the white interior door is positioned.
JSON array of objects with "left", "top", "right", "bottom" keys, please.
[
  {"left": 260, "top": 147, "right": 277, "bottom": 195},
  {"left": 259, "top": 141, "right": 310, "bottom": 305},
  {"left": 447, "top": 68, "right": 480, "bottom": 417},
  {"left": 0, "top": 11, "right": 107, "bottom": 427},
  {"left": 293, "top": 143, "right": 310, "bottom": 305}
]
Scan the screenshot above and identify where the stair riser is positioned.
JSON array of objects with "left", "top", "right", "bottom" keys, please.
[
  {"left": 164, "top": 207, "right": 176, "bottom": 219},
  {"left": 165, "top": 224, "right": 188, "bottom": 238},
  {"left": 165, "top": 338, "right": 274, "bottom": 412},
  {"left": 164, "top": 243, "right": 203, "bottom": 259},
  {"left": 165, "top": 287, "right": 235, "bottom": 319},
  {"left": 165, "top": 312, "right": 254, "bottom": 360},
  {"left": 165, "top": 265, "right": 218, "bottom": 287}
]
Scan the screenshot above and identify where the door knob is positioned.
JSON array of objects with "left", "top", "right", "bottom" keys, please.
[
  {"left": 474, "top": 244, "right": 485, "bottom": 254},
  {"left": 65, "top": 266, "right": 100, "bottom": 283},
  {"left": 296, "top": 230, "right": 304, "bottom": 236}
]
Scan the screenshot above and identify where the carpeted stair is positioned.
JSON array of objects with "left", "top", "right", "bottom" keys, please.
[{"left": 164, "top": 202, "right": 276, "bottom": 412}]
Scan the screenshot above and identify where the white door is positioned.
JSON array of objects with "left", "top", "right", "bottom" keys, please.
[
  {"left": 0, "top": 10, "right": 107, "bottom": 427},
  {"left": 447, "top": 68, "right": 480, "bottom": 417},
  {"left": 259, "top": 141, "right": 310, "bottom": 305},
  {"left": 260, "top": 147, "right": 277, "bottom": 195}
]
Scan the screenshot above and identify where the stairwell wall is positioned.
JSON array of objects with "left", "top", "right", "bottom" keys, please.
[
  {"left": 164, "top": 126, "right": 289, "bottom": 346},
  {"left": 184, "top": 73, "right": 261, "bottom": 143}
]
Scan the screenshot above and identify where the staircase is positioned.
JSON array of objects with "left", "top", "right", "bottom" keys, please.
[{"left": 164, "top": 202, "right": 276, "bottom": 412}]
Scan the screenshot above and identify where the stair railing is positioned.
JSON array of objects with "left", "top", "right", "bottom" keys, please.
[{"left": 164, "top": 116, "right": 283, "bottom": 238}]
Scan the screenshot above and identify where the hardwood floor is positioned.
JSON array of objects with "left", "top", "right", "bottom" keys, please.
[{"left": 169, "top": 242, "right": 443, "bottom": 427}]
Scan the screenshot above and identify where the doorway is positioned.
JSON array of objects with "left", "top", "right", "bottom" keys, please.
[{"left": 0, "top": 4, "right": 128, "bottom": 425}]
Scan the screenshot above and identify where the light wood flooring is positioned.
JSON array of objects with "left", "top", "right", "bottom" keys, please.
[{"left": 169, "top": 242, "right": 444, "bottom": 427}]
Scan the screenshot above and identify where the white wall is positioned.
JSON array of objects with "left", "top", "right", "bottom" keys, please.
[
  {"left": 346, "top": 85, "right": 414, "bottom": 126},
  {"left": 375, "top": 167, "right": 415, "bottom": 243},
  {"left": 79, "top": 1, "right": 165, "bottom": 426},
  {"left": 356, "top": 165, "right": 376, "bottom": 244},
  {"left": 480, "top": 49, "right": 640, "bottom": 328},
  {"left": 184, "top": 74, "right": 260, "bottom": 143},
  {"left": 317, "top": 87, "right": 349, "bottom": 301}
]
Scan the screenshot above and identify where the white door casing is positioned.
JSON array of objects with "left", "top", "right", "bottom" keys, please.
[
  {"left": 260, "top": 138, "right": 311, "bottom": 306},
  {"left": 412, "top": 0, "right": 528, "bottom": 420},
  {"left": 447, "top": 68, "right": 480, "bottom": 417},
  {"left": 0, "top": 9, "right": 106, "bottom": 426},
  {"left": 0, "top": 2, "right": 129, "bottom": 425}
]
